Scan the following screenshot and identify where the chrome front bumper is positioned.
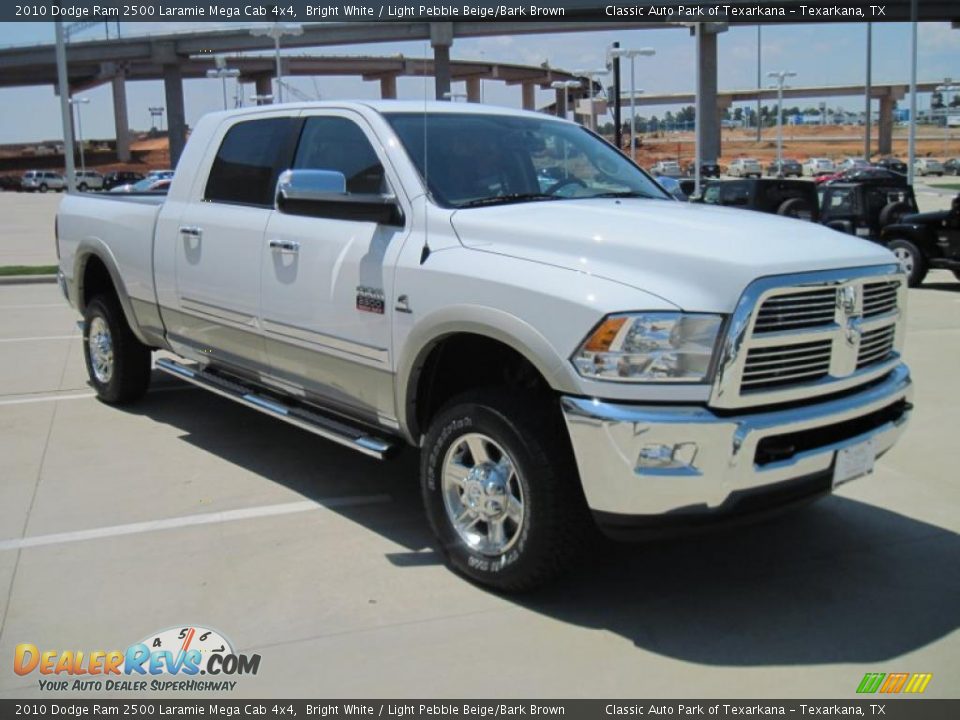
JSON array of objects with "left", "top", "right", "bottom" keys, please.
[{"left": 561, "top": 364, "right": 912, "bottom": 518}]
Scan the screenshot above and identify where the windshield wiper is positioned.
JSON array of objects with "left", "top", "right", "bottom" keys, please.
[
  {"left": 460, "top": 193, "right": 560, "bottom": 208},
  {"left": 584, "top": 191, "right": 656, "bottom": 200}
]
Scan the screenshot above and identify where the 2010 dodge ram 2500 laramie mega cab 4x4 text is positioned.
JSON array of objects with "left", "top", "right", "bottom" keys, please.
[{"left": 56, "top": 102, "right": 913, "bottom": 591}]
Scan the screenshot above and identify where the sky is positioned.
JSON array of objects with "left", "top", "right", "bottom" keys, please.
[{"left": 0, "top": 21, "right": 957, "bottom": 144}]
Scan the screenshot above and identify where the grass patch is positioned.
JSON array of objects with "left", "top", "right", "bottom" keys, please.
[
  {"left": 933, "top": 182, "right": 960, "bottom": 192},
  {"left": 0, "top": 265, "right": 58, "bottom": 277}
]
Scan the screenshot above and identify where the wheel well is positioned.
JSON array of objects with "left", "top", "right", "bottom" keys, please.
[
  {"left": 80, "top": 255, "right": 117, "bottom": 311},
  {"left": 410, "top": 334, "right": 555, "bottom": 440}
]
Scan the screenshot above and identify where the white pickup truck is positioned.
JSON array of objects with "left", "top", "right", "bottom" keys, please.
[{"left": 56, "top": 102, "right": 913, "bottom": 590}]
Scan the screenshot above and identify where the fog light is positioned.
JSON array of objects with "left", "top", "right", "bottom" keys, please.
[{"left": 637, "top": 442, "right": 699, "bottom": 475}]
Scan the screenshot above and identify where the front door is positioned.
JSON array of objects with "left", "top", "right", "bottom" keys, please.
[
  {"left": 170, "top": 115, "right": 297, "bottom": 374},
  {"left": 259, "top": 112, "right": 408, "bottom": 426}
]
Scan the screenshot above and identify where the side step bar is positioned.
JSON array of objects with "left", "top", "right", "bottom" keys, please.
[{"left": 156, "top": 358, "right": 397, "bottom": 460}]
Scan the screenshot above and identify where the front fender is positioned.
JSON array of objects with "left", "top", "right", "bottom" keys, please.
[{"left": 395, "top": 305, "right": 575, "bottom": 442}]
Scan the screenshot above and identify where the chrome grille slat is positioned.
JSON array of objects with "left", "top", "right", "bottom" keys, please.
[
  {"left": 743, "top": 359, "right": 831, "bottom": 377},
  {"left": 744, "top": 352, "right": 832, "bottom": 369}
]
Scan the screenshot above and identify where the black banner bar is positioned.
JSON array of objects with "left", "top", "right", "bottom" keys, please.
[
  {"left": 3, "top": 0, "right": 959, "bottom": 23},
  {"left": 1, "top": 700, "right": 959, "bottom": 719}
]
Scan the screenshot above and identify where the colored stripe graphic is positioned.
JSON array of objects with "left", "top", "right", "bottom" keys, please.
[
  {"left": 903, "top": 673, "right": 933, "bottom": 694},
  {"left": 857, "top": 673, "right": 886, "bottom": 694},
  {"left": 880, "top": 673, "right": 910, "bottom": 693}
]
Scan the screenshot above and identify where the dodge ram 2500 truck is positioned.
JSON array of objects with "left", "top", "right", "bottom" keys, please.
[{"left": 56, "top": 102, "right": 913, "bottom": 591}]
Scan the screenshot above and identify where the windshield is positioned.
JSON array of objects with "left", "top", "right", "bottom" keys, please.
[{"left": 384, "top": 112, "right": 669, "bottom": 208}]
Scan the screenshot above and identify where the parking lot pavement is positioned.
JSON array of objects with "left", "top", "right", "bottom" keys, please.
[
  {"left": 0, "top": 279, "right": 958, "bottom": 699},
  {"left": 0, "top": 192, "right": 59, "bottom": 267}
]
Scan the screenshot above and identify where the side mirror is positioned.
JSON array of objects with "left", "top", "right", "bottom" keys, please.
[{"left": 275, "top": 169, "right": 403, "bottom": 226}]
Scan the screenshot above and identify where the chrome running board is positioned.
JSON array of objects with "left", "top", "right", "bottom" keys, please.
[{"left": 155, "top": 357, "right": 397, "bottom": 460}]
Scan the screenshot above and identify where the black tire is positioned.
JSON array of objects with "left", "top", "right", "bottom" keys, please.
[
  {"left": 879, "top": 201, "right": 911, "bottom": 228},
  {"left": 776, "top": 197, "right": 815, "bottom": 220},
  {"left": 39, "top": 183, "right": 48, "bottom": 193},
  {"left": 420, "top": 390, "right": 591, "bottom": 592},
  {"left": 82, "top": 295, "right": 151, "bottom": 404},
  {"left": 887, "top": 238, "right": 928, "bottom": 288},
  {"left": 78, "top": 182, "right": 88, "bottom": 192}
]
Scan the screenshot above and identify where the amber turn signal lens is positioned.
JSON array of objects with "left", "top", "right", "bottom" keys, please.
[{"left": 583, "top": 317, "right": 627, "bottom": 352}]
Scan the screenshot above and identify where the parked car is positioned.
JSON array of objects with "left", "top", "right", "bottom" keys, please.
[
  {"left": 695, "top": 178, "right": 818, "bottom": 221},
  {"left": 881, "top": 194, "right": 960, "bottom": 286},
  {"left": 74, "top": 170, "right": 104, "bottom": 191},
  {"left": 819, "top": 167, "right": 907, "bottom": 186},
  {"left": 803, "top": 158, "right": 836, "bottom": 176},
  {"left": 819, "top": 181, "right": 918, "bottom": 242},
  {"left": 55, "top": 102, "right": 912, "bottom": 590},
  {"left": 875, "top": 157, "right": 907, "bottom": 175},
  {"left": 146, "top": 169, "right": 175, "bottom": 180},
  {"left": 914, "top": 158, "right": 944, "bottom": 177},
  {"left": 108, "top": 177, "right": 172, "bottom": 194},
  {"left": 0, "top": 174, "right": 21, "bottom": 191},
  {"left": 943, "top": 158, "right": 959, "bottom": 176},
  {"left": 102, "top": 171, "right": 145, "bottom": 191},
  {"left": 765, "top": 159, "right": 802, "bottom": 177},
  {"left": 727, "top": 158, "right": 762, "bottom": 178},
  {"left": 683, "top": 161, "right": 721, "bottom": 178},
  {"left": 650, "top": 160, "right": 682, "bottom": 178},
  {"left": 837, "top": 158, "right": 872, "bottom": 172},
  {"left": 21, "top": 170, "right": 65, "bottom": 192}
]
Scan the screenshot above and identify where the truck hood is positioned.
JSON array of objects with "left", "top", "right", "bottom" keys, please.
[{"left": 450, "top": 198, "right": 896, "bottom": 311}]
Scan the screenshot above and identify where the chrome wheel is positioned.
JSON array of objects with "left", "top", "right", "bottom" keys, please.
[
  {"left": 88, "top": 316, "right": 114, "bottom": 384},
  {"left": 893, "top": 246, "right": 915, "bottom": 275},
  {"left": 441, "top": 433, "right": 525, "bottom": 557}
]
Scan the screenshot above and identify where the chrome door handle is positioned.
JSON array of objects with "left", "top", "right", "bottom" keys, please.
[
  {"left": 268, "top": 239, "right": 300, "bottom": 253},
  {"left": 179, "top": 225, "right": 203, "bottom": 238}
]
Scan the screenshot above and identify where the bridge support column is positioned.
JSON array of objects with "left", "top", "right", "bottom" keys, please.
[
  {"left": 111, "top": 73, "right": 131, "bottom": 163},
  {"left": 521, "top": 83, "right": 536, "bottom": 111},
  {"left": 466, "top": 77, "right": 481, "bottom": 103},
  {"left": 254, "top": 75, "right": 273, "bottom": 103},
  {"left": 554, "top": 88, "right": 567, "bottom": 118},
  {"left": 163, "top": 64, "right": 187, "bottom": 168},
  {"left": 380, "top": 75, "right": 397, "bottom": 100},
  {"left": 431, "top": 23, "right": 453, "bottom": 100},
  {"left": 695, "top": 24, "right": 726, "bottom": 163},
  {"left": 878, "top": 94, "right": 895, "bottom": 156}
]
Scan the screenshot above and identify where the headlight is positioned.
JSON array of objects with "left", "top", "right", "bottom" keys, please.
[{"left": 572, "top": 312, "right": 723, "bottom": 382}]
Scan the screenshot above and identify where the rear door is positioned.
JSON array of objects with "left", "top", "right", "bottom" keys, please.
[
  {"left": 168, "top": 114, "right": 298, "bottom": 375},
  {"left": 259, "top": 110, "right": 409, "bottom": 426}
]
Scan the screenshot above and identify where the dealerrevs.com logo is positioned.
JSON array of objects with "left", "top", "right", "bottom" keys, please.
[{"left": 13, "top": 626, "right": 261, "bottom": 692}]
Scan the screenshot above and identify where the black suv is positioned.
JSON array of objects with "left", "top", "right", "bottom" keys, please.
[
  {"left": 875, "top": 157, "right": 908, "bottom": 175},
  {"left": 695, "top": 178, "right": 818, "bottom": 220},
  {"left": 683, "top": 161, "right": 721, "bottom": 178},
  {"left": 103, "top": 171, "right": 145, "bottom": 191},
  {"left": 881, "top": 194, "right": 960, "bottom": 287},
  {"left": 818, "top": 179, "right": 917, "bottom": 241},
  {"left": 765, "top": 159, "right": 802, "bottom": 177}
]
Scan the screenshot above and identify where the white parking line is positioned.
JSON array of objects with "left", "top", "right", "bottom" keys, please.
[
  {"left": 0, "top": 495, "right": 392, "bottom": 552},
  {"left": 0, "top": 384, "right": 193, "bottom": 406},
  {"left": 0, "top": 335, "right": 79, "bottom": 343}
]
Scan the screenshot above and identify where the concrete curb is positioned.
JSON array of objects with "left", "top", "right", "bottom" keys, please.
[{"left": 0, "top": 274, "right": 58, "bottom": 286}]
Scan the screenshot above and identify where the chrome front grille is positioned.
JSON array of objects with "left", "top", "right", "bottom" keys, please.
[
  {"left": 753, "top": 288, "right": 837, "bottom": 333},
  {"left": 742, "top": 339, "right": 832, "bottom": 390},
  {"left": 711, "top": 265, "right": 906, "bottom": 409}
]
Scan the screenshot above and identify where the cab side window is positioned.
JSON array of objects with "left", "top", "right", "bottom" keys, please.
[
  {"left": 205, "top": 117, "right": 297, "bottom": 207},
  {"left": 293, "top": 117, "right": 387, "bottom": 195}
]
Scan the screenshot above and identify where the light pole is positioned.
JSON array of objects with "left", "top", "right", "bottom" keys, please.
[
  {"left": 608, "top": 47, "right": 655, "bottom": 155},
  {"left": 207, "top": 60, "right": 241, "bottom": 110},
  {"left": 572, "top": 68, "right": 608, "bottom": 131},
  {"left": 550, "top": 80, "right": 581, "bottom": 121},
  {"left": 55, "top": 22, "right": 76, "bottom": 193},
  {"left": 68, "top": 96, "right": 90, "bottom": 175},
  {"left": 936, "top": 80, "right": 958, "bottom": 157},
  {"left": 864, "top": 23, "right": 873, "bottom": 160},
  {"left": 250, "top": 23, "right": 303, "bottom": 104},
  {"left": 768, "top": 71, "right": 796, "bottom": 173},
  {"left": 251, "top": 94, "right": 274, "bottom": 106}
]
